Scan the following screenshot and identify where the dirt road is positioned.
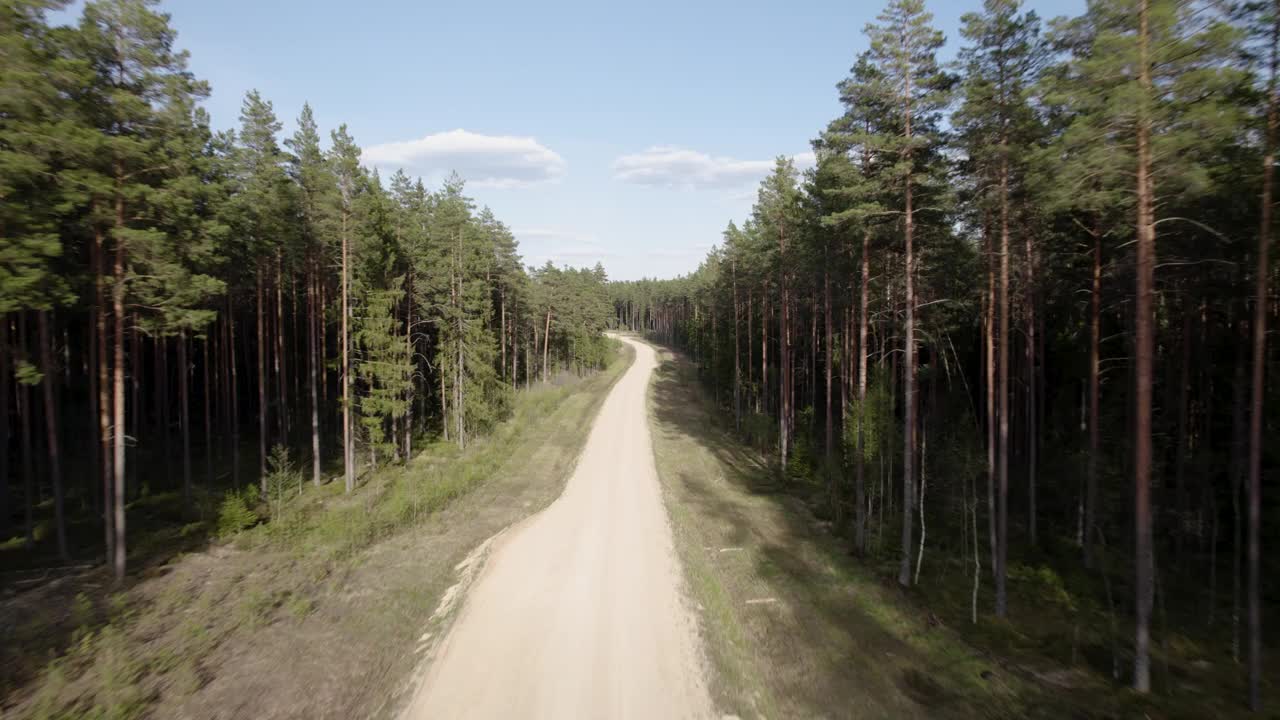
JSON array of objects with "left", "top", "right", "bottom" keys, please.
[{"left": 401, "top": 336, "right": 714, "bottom": 720}]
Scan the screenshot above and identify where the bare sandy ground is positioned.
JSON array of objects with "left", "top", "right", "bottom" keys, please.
[{"left": 401, "top": 336, "right": 714, "bottom": 720}]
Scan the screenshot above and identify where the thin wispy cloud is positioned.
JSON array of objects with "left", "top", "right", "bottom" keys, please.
[
  {"left": 611, "top": 146, "right": 816, "bottom": 190},
  {"left": 792, "top": 150, "right": 817, "bottom": 169},
  {"left": 364, "top": 129, "right": 567, "bottom": 189},
  {"left": 514, "top": 228, "right": 615, "bottom": 268}
]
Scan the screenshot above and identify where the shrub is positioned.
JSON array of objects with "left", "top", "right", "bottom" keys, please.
[
  {"left": 264, "top": 445, "right": 300, "bottom": 520},
  {"left": 216, "top": 488, "right": 259, "bottom": 538}
]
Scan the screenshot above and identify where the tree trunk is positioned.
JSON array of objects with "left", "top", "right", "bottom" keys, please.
[
  {"left": 178, "top": 329, "right": 191, "bottom": 508},
  {"left": 824, "top": 269, "right": 833, "bottom": 462},
  {"left": 18, "top": 316, "right": 34, "bottom": 547},
  {"left": 342, "top": 211, "right": 353, "bottom": 492},
  {"left": 1245, "top": 8, "right": 1277, "bottom": 709},
  {"left": 733, "top": 260, "right": 742, "bottom": 432},
  {"left": 160, "top": 334, "right": 171, "bottom": 488},
  {"left": 809, "top": 294, "right": 817, "bottom": 425},
  {"left": 456, "top": 333, "right": 465, "bottom": 449},
  {"left": 762, "top": 287, "right": 769, "bottom": 419},
  {"left": 130, "top": 323, "right": 139, "bottom": 499},
  {"left": 440, "top": 349, "right": 449, "bottom": 443},
  {"left": 856, "top": 227, "right": 870, "bottom": 555},
  {"left": 779, "top": 231, "right": 790, "bottom": 472},
  {"left": 274, "top": 276, "right": 283, "bottom": 443},
  {"left": 980, "top": 218, "right": 996, "bottom": 586},
  {"left": 748, "top": 287, "right": 755, "bottom": 412},
  {"left": 404, "top": 283, "right": 413, "bottom": 461},
  {"left": 542, "top": 308, "right": 552, "bottom": 383},
  {"left": 257, "top": 266, "right": 268, "bottom": 493},
  {"left": 227, "top": 294, "right": 240, "bottom": 487},
  {"left": 915, "top": 417, "right": 927, "bottom": 585},
  {"left": 456, "top": 248, "right": 466, "bottom": 449},
  {"left": 309, "top": 257, "right": 322, "bottom": 485},
  {"left": 500, "top": 288, "right": 507, "bottom": 382},
  {"left": 276, "top": 251, "right": 287, "bottom": 445},
  {"left": 1132, "top": 0, "right": 1155, "bottom": 692},
  {"left": 900, "top": 173, "right": 917, "bottom": 588},
  {"left": 1085, "top": 226, "right": 1102, "bottom": 568},
  {"left": 1025, "top": 231, "right": 1038, "bottom": 546},
  {"left": 995, "top": 146, "right": 1012, "bottom": 616},
  {"left": 93, "top": 222, "right": 114, "bottom": 560},
  {"left": 36, "top": 312, "right": 68, "bottom": 560},
  {"left": 842, "top": 306, "right": 851, "bottom": 424},
  {"left": 203, "top": 335, "right": 213, "bottom": 487},
  {"left": 112, "top": 189, "right": 127, "bottom": 583}
]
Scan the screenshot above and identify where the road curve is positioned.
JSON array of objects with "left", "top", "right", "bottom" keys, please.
[{"left": 402, "top": 335, "right": 714, "bottom": 720}]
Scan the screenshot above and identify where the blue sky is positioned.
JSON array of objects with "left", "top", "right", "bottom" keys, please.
[{"left": 63, "top": 0, "right": 1082, "bottom": 280}]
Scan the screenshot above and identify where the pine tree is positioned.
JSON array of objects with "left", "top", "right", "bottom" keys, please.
[
  {"left": 285, "top": 102, "right": 337, "bottom": 486},
  {"left": 752, "top": 157, "right": 804, "bottom": 473},
  {"left": 229, "top": 90, "right": 294, "bottom": 492},
  {"left": 134, "top": 99, "right": 226, "bottom": 507},
  {"left": 329, "top": 124, "right": 362, "bottom": 491},
  {"left": 0, "top": 0, "right": 75, "bottom": 554},
  {"left": 75, "top": 0, "right": 217, "bottom": 581},
  {"left": 956, "top": 0, "right": 1045, "bottom": 617},
  {"left": 1049, "top": 0, "right": 1241, "bottom": 690},
  {"left": 820, "top": 51, "right": 895, "bottom": 556},
  {"left": 862, "top": 0, "right": 951, "bottom": 587},
  {"left": 356, "top": 278, "right": 411, "bottom": 464},
  {"left": 389, "top": 168, "right": 427, "bottom": 460},
  {"left": 349, "top": 171, "right": 407, "bottom": 466}
]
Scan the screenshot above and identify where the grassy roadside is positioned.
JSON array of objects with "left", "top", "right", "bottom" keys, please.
[
  {"left": 1, "top": 340, "right": 632, "bottom": 720},
  {"left": 647, "top": 344, "right": 1131, "bottom": 720}
]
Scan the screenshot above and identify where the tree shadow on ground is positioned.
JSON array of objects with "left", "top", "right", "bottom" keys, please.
[{"left": 648, "top": 350, "right": 1116, "bottom": 720}]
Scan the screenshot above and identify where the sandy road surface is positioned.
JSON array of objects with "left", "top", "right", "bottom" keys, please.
[{"left": 402, "top": 336, "right": 714, "bottom": 720}]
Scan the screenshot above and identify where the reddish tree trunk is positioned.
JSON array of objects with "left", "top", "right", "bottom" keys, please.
[
  {"left": 1085, "top": 226, "right": 1102, "bottom": 569},
  {"left": 257, "top": 266, "right": 268, "bottom": 492},
  {"left": 1133, "top": 0, "right": 1155, "bottom": 691},
  {"left": 112, "top": 186, "right": 127, "bottom": 583},
  {"left": 309, "top": 256, "right": 322, "bottom": 485},
  {"left": 342, "top": 211, "right": 353, "bottom": 492},
  {"left": 1245, "top": 7, "right": 1277, "bottom": 709},
  {"left": 1025, "top": 231, "right": 1038, "bottom": 545},
  {"left": 997, "top": 150, "right": 1011, "bottom": 617},
  {"left": 986, "top": 218, "right": 999, "bottom": 578},
  {"left": 733, "top": 259, "right": 742, "bottom": 431},
  {"left": 276, "top": 251, "right": 287, "bottom": 444},
  {"left": 856, "top": 228, "right": 871, "bottom": 555},
  {"left": 227, "top": 294, "right": 240, "bottom": 487},
  {"left": 824, "top": 269, "right": 833, "bottom": 461}
]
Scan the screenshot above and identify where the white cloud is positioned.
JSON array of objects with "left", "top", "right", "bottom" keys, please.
[
  {"left": 364, "top": 129, "right": 566, "bottom": 189},
  {"left": 514, "top": 228, "right": 614, "bottom": 268},
  {"left": 611, "top": 146, "right": 816, "bottom": 189},
  {"left": 792, "top": 150, "right": 817, "bottom": 170}
]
